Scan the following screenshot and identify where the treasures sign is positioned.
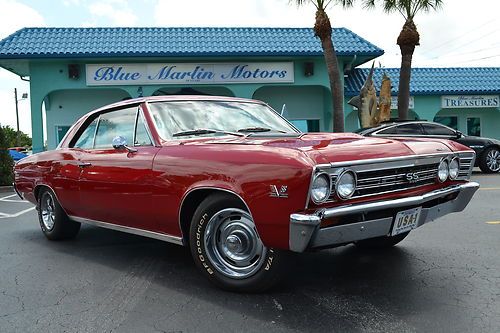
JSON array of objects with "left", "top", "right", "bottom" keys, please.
[
  {"left": 86, "top": 63, "right": 294, "bottom": 86},
  {"left": 441, "top": 95, "right": 499, "bottom": 109}
]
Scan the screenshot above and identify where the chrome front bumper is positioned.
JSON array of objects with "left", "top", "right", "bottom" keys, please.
[{"left": 289, "top": 182, "right": 480, "bottom": 252}]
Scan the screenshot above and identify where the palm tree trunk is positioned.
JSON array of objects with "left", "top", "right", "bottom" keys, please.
[
  {"left": 321, "top": 37, "right": 345, "bottom": 132},
  {"left": 397, "top": 47, "right": 413, "bottom": 120},
  {"left": 397, "top": 19, "right": 419, "bottom": 121}
]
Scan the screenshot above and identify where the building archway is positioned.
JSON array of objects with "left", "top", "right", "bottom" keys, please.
[
  {"left": 43, "top": 88, "right": 131, "bottom": 149},
  {"left": 152, "top": 86, "right": 234, "bottom": 97},
  {"left": 253, "top": 85, "right": 329, "bottom": 132}
]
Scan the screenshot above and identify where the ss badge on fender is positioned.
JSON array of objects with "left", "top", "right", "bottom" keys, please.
[{"left": 269, "top": 185, "right": 288, "bottom": 198}]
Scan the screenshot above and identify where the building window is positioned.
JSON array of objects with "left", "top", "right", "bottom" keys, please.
[
  {"left": 434, "top": 116, "right": 458, "bottom": 130},
  {"left": 55, "top": 126, "right": 71, "bottom": 145},
  {"left": 289, "top": 119, "right": 320, "bottom": 132},
  {"left": 467, "top": 117, "right": 481, "bottom": 136}
]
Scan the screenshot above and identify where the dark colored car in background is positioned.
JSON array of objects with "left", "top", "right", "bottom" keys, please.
[{"left": 356, "top": 121, "right": 500, "bottom": 173}]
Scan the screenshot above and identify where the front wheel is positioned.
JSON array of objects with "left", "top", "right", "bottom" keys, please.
[
  {"left": 37, "top": 188, "right": 80, "bottom": 240},
  {"left": 479, "top": 147, "right": 500, "bottom": 173},
  {"left": 189, "top": 193, "right": 287, "bottom": 292}
]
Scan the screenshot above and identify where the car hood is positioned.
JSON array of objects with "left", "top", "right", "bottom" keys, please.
[{"left": 199, "top": 133, "right": 454, "bottom": 165}]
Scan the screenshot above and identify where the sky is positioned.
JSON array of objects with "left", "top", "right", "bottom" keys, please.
[{"left": 0, "top": 0, "right": 499, "bottom": 136}]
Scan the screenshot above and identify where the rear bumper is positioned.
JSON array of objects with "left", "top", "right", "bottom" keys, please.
[{"left": 289, "top": 182, "right": 480, "bottom": 252}]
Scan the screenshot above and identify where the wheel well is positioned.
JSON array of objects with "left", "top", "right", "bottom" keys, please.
[
  {"left": 34, "top": 185, "right": 49, "bottom": 201},
  {"left": 179, "top": 189, "right": 248, "bottom": 245}
]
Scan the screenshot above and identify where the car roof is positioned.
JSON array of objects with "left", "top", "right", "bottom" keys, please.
[{"left": 91, "top": 95, "right": 266, "bottom": 114}]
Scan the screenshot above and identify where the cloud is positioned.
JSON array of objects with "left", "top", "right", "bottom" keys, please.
[
  {"left": 0, "top": 0, "right": 46, "bottom": 39},
  {"left": 0, "top": 0, "right": 44, "bottom": 135},
  {"left": 87, "top": 1, "right": 138, "bottom": 26}
]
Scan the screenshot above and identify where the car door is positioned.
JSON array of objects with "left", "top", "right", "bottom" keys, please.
[{"left": 77, "top": 105, "right": 161, "bottom": 231}]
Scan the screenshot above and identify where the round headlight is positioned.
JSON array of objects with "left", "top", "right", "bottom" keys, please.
[
  {"left": 448, "top": 157, "right": 459, "bottom": 180},
  {"left": 438, "top": 159, "right": 449, "bottom": 182},
  {"left": 336, "top": 170, "right": 356, "bottom": 199},
  {"left": 311, "top": 173, "right": 331, "bottom": 204}
]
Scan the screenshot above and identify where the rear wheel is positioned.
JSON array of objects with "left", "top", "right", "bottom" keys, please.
[
  {"left": 189, "top": 193, "right": 287, "bottom": 292},
  {"left": 37, "top": 188, "right": 80, "bottom": 240},
  {"left": 479, "top": 147, "right": 500, "bottom": 173},
  {"left": 355, "top": 232, "right": 410, "bottom": 249}
]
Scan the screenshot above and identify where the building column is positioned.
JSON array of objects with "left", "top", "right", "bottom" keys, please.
[{"left": 29, "top": 90, "right": 45, "bottom": 153}]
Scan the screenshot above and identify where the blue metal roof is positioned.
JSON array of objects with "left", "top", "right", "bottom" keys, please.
[
  {"left": 345, "top": 67, "right": 500, "bottom": 96},
  {"left": 0, "top": 27, "right": 383, "bottom": 59}
]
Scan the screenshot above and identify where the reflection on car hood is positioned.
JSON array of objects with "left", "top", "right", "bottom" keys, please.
[{"left": 201, "top": 133, "right": 454, "bottom": 165}]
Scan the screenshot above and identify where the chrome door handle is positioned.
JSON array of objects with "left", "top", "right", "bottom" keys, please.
[{"left": 78, "top": 162, "right": 92, "bottom": 168}]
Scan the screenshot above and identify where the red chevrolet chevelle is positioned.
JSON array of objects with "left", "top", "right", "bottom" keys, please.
[{"left": 14, "top": 96, "right": 479, "bottom": 291}]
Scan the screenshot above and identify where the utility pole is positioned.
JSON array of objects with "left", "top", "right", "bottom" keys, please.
[
  {"left": 14, "top": 88, "right": 28, "bottom": 147},
  {"left": 14, "top": 88, "right": 20, "bottom": 147}
]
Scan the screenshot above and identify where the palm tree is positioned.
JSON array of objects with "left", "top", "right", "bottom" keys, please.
[
  {"left": 293, "top": 0, "right": 355, "bottom": 132},
  {"left": 363, "top": 0, "right": 443, "bottom": 120}
]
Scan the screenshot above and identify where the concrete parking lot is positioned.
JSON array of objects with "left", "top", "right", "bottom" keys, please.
[{"left": 0, "top": 173, "right": 499, "bottom": 333}]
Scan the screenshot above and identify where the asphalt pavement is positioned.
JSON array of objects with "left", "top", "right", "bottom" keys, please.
[{"left": 0, "top": 172, "right": 499, "bottom": 333}]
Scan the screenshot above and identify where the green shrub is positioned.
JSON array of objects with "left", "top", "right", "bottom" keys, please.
[{"left": 0, "top": 126, "right": 14, "bottom": 186}]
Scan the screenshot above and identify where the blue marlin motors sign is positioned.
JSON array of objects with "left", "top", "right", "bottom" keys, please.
[{"left": 86, "top": 63, "right": 294, "bottom": 85}]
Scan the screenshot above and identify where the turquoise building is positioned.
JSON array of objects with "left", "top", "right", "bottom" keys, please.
[{"left": 0, "top": 27, "right": 498, "bottom": 152}]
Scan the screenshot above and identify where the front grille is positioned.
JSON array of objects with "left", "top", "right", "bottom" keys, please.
[
  {"left": 457, "top": 152, "right": 475, "bottom": 180},
  {"left": 318, "top": 151, "right": 475, "bottom": 203},
  {"left": 352, "top": 163, "right": 438, "bottom": 197}
]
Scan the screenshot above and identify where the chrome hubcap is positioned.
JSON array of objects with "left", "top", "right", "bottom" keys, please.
[
  {"left": 204, "top": 208, "right": 266, "bottom": 279},
  {"left": 40, "top": 193, "right": 56, "bottom": 231},
  {"left": 486, "top": 149, "right": 500, "bottom": 172}
]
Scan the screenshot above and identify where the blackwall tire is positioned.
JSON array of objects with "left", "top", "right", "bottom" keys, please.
[
  {"left": 37, "top": 188, "right": 80, "bottom": 240},
  {"left": 355, "top": 231, "right": 410, "bottom": 249},
  {"left": 479, "top": 147, "right": 500, "bottom": 173},
  {"left": 189, "top": 193, "right": 287, "bottom": 292}
]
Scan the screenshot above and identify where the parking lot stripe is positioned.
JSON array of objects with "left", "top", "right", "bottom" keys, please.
[
  {"left": 486, "top": 221, "right": 500, "bottom": 225},
  {"left": 479, "top": 187, "right": 500, "bottom": 191},
  {"left": 0, "top": 194, "right": 17, "bottom": 201},
  {"left": 0, "top": 206, "right": 36, "bottom": 219}
]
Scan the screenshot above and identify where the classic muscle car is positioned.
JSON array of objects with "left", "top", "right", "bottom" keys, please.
[{"left": 14, "top": 96, "right": 479, "bottom": 292}]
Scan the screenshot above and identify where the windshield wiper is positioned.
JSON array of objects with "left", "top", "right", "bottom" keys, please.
[
  {"left": 237, "top": 127, "right": 286, "bottom": 133},
  {"left": 172, "top": 128, "right": 244, "bottom": 137}
]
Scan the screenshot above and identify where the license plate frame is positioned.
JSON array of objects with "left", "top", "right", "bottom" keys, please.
[{"left": 391, "top": 207, "right": 422, "bottom": 236}]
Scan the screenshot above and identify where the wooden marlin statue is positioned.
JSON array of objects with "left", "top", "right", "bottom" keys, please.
[
  {"left": 378, "top": 72, "right": 392, "bottom": 123},
  {"left": 348, "top": 62, "right": 379, "bottom": 128}
]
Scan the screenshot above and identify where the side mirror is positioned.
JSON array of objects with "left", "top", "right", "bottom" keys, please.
[
  {"left": 112, "top": 136, "right": 137, "bottom": 153},
  {"left": 455, "top": 130, "right": 463, "bottom": 138}
]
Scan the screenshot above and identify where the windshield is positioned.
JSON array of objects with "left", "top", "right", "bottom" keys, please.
[{"left": 148, "top": 100, "right": 299, "bottom": 140}]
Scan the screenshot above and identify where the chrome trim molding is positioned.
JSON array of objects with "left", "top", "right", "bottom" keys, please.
[
  {"left": 70, "top": 216, "right": 184, "bottom": 246},
  {"left": 320, "top": 151, "right": 473, "bottom": 169},
  {"left": 289, "top": 182, "right": 479, "bottom": 252}
]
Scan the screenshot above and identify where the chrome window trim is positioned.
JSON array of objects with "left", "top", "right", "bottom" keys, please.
[
  {"left": 138, "top": 104, "right": 159, "bottom": 147},
  {"left": 370, "top": 121, "right": 458, "bottom": 138},
  {"left": 70, "top": 215, "right": 184, "bottom": 246},
  {"left": 133, "top": 106, "right": 154, "bottom": 147}
]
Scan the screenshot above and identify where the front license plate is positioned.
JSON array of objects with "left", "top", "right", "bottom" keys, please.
[{"left": 391, "top": 207, "right": 422, "bottom": 236}]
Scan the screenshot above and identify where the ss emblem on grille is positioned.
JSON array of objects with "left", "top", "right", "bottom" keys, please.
[{"left": 406, "top": 172, "right": 419, "bottom": 183}]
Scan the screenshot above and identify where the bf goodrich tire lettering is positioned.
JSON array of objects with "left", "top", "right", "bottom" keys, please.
[{"left": 189, "top": 193, "right": 286, "bottom": 292}]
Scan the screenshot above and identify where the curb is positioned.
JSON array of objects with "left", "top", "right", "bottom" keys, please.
[{"left": 0, "top": 186, "right": 14, "bottom": 193}]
